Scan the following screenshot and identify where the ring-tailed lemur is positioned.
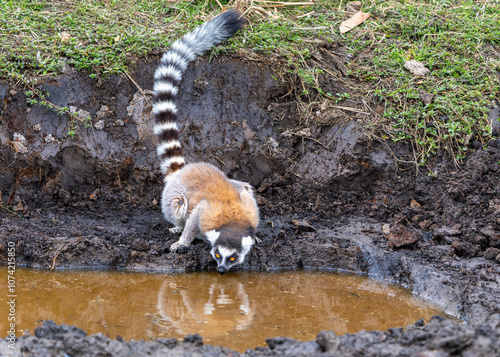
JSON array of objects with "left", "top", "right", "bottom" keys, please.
[{"left": 152, "top": 10, "right": 259, "bottom": 275}]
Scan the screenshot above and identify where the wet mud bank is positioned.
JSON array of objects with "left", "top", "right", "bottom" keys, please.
[
  {"left": 2, "top": 315, "right": 500, "bottom": 357},
  {"left": 1, "top": 57, "right": 500, "bottom": 355}
]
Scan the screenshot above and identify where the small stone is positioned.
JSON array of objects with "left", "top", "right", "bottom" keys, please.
[
  {"left": 33, "top": 124, "right": 41, "bottom": 132},
  {"left": 281, "top": 129, "right": 293, "bottom": 138},
  {"left": 489, "top": 199, "right": 500, "bottom": 212},
  {"left": 94, "top": 120, "right": 105, "bottom": 130},
  {"left": 452, "top": 241, "right": 476, "bottom": 257},
  {"left": 34, "top": 325, "right": 51, "bottom": 339},
  {"left": 414, "top": 318, "right": 425, "bottom": 327},
  {"left": 12, "top": 133, "right": 28, "bottom": 154},
  {"left": 480, "top": 226, "right": 500, "bottom": 247},
  {"left": 243, "top": 120, "right": 255, "bottom": 140},
  {"left": 267, "top": 136, "right": 279, "bottom": 153},
  {"left": 265, "top": 337, "right": 295, "bottom": 350},
  {"left": 131, "top": 238, "right": 149, "bottom": 252},
  {"left": 484, "top": 247, "right": 500, "bottom": 260},
  {"left": 480, "top": 225, "right": 497, "bottom": 238},
  {"left": 130, "top": 250, "right": 141, "bottom": 260},
  {"left": 382, "top": 224, "right": 391, "bottom": 235},
  {"left": 474, "top": 235, "right": 488, "bottom": 248},
  {"left": 419, "top": 91, "right": 434, "bottom": 105},
  {"left": 114, "top": 119, "right": 125, "bottom": 126},
  {"left": 183, "top": 334, "right": 203, "bottom": 346},
  {"left": 316, "top": 330, "right": 337, "bottom": 352},
  {"left": 434, "top": 225, "right": 461, "bottom": 237},
  {"left": 58, "top": 189, "right": 71, "bottom": 204},
  {"left": 385, "top": 225, "right": 419, "bottom": 248},
  {"left": 77, "top": 109, "right": 90, "bottom": 120},
  {"left": 58, "top": 60, "right": 69, "bottom": 74},
  {"left": 44, "top": 134, "right": 57, "bottom": 144},
  {"left": 157, "top": 338, "right": 178, "bottom": 348},
  {"left": 96, "top": 105, "right": 111, "bottom": 118},
  {"left": 404, "top": 60, "right": 430, "bottom": 76}
]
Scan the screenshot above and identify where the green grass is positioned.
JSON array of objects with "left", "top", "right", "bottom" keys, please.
[
  {"left": 0, "top": 0, "right": 181, "bottom": 78},
  {"left": 353, "top": 0, "right": 500, "bottom": 165},
  {"left": 0, "top": 0, "right": 498, "bottom": 166}
]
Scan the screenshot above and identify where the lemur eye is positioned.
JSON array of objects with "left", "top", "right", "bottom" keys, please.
[
  {"left": 230, "top": 256, "right": 235, "bottom": 262},
  {"left": 215, "top": 253, "right": 221, "bottom": 259}
]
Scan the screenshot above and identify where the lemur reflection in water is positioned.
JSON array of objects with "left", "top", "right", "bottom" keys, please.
[{"left": 156, "top": 274, "right": 255, "bottom": 338}]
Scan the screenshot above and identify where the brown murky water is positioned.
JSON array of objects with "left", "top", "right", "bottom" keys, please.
[{"left": 0, "top": 268, "right": 449, "bottom": 351}]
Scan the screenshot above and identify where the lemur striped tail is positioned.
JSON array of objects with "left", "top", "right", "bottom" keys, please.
[{"left": 153, "top": 9, "right": 246, "bottom": 177}]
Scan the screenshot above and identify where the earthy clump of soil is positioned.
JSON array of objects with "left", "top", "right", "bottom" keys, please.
[
  {"left": 1, "top": 55, "right": 499, "bottom": 356},
  {"left": 2, "top": 314, "right": 500, "bottom": 356}
]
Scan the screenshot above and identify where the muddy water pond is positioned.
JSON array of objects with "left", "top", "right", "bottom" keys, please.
[{"left": 0, "top": 268, "right": 449, "bottom": 351}]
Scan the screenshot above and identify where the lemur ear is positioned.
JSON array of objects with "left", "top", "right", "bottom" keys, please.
[
  {"left": 241, "top": 236, "right": 254, "bottom": 255},
  {"left": 205, "top": 230, "right": 220, "bottom": 245}
]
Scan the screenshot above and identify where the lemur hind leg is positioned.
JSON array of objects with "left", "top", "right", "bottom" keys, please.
[{"left": 161, "top": 184, "right": 188, "bottom": 233}]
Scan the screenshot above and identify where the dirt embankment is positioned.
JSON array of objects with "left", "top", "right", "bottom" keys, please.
[
  {"left": 2, "top": 315, "right": 500, "bottom": 357},
  {"left": 1, "top": 56, "right": 499, "bottom": 356}
]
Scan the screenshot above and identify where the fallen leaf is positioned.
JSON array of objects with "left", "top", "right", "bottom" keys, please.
[
  {"left": 339, "top": 11, "right": 371, "bottom": 34},
  {"left": 13, "top": 201, "right": 26, "bottom": 212},
  {"left": 410, "top": 199, "right": 422, "bottom": 210}
]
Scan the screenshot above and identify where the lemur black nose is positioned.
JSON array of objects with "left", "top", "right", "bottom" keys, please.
[{"left": 218, "top": 267, "right": 228, "bottom": 275}]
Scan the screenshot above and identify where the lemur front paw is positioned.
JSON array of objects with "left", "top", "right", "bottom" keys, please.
[
  {"left": 170, "top": 241, "right": 189, "bottom": 254},
  {"left": 169, "top": 226, "right": 183, "bottom": 234}
]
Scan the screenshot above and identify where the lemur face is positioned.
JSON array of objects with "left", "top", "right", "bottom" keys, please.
[{"left": 206, "top": 229, "right": 254, "bottom": 275}]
